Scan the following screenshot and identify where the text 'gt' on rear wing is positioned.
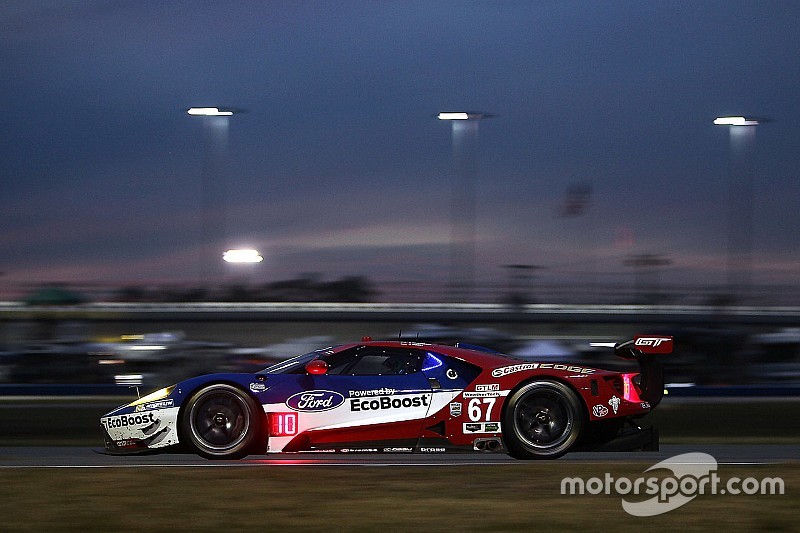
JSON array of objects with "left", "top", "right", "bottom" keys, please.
[{"left": 591, "top": 335, "right": 674, "bottom": 360}]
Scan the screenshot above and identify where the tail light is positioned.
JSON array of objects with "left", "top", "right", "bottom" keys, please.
[{"left": 622, "top": 372, "right": 643, "bottom": 403}]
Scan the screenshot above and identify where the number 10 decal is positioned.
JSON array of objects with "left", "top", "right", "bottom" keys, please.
[
  {"left": 468, "top": 398, "right": 496, "bottom": 422},
  {"left": 269, "top": 412, "right": 298, "bottom": 437}
]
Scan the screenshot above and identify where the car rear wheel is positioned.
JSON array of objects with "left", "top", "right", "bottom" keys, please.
[
  {"left": 182, "top": 384, "right": 261, "bottom": 459},
  {"left": 503, "top": 380, "right": 584, "bottom": 459}
]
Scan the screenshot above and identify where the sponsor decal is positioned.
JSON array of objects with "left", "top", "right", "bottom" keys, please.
[
  {"left": 463, "top": 422, "right": 502, "bottom": 433},
  {"left": 592, "top": 404, "right": 609, "bottom": 417},
  {"left": 465, "top": 384, "right": 507, "bottom": 399},
  {"left": 609, "top": 395, "right": 621, "bottom": 414},
  {"left": 420, "top": 447, "right": 446, "bottom": 453},
  {"left": 446, "top": 368, "right": 459, "bottom": 380},
  {"left": 349, "top": 388, "right": 397, "bottom": 397},
  {"left": 450, "top": 401, "right": 462, "bottom": 417},
  {"left": 537, "top": 363, "right": 595, "bottom": 374},
  {"left": 114, "top": 439, "right": 142, "bottom": 448},
  {"left": 249, "top": 382, "right": 267, "bottom": 392},
  {"left": 492, "top": 363, "right": 595, "bottom": 377},
  {"left": 491, "top": 363, "right": 537, "bottom": 377},
  {"left": 103, "top": 412, "right": 156, "bottom": 429},
  {"left": 634, "top": 335, "right": 674, "bottom": 354},
  {"left": 463, "top": 391, "right": 502, "bottom": 398},
  {"left": 350, "top": 395, "right": 429, "bottom": 412},
  {"left": 340, "top": 448, "right": 378, "bottom": 453},
  {"left": 641, "top": 402, "right": 651, "bottom": 409},
  {"left": 134, "top": 399, "right": 174, "bottom": 412},
  {"left": 384, "top": 447, "right": 414, "bottom": 452},
  {"left": 286, "top": 390, "right": 345, "bottom": 412}
]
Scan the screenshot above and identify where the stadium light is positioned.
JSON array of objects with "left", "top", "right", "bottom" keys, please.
[
  {"left": 438, "top": 112, "right": 492, "bottom": 120},
  {"left": 188, "top": 107, "right": 234, "bottom": 116},
  {"left": 223, "top": 249, "right": 264, "bottom": 263},
  {"left": 714, "top": 116, "right": 759, "bottom": 126}
]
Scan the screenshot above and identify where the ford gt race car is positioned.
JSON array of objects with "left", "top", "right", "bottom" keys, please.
[{"left": 100, "top": 336, "right": 671, "bottom": 460}]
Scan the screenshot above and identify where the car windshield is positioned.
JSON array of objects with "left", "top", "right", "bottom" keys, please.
[{"left": 257, "top": 348, "right": 333, "bottom": 375}]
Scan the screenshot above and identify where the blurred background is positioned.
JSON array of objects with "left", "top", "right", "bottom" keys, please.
[{"left": 2, "top": 1, "right": 799, "bottom": 395}]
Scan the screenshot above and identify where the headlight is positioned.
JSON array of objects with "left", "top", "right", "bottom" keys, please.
[{"left": 129, "top": 385, "right": 176, "bottom": 407}]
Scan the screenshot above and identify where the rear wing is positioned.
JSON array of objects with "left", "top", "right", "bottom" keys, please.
[
  {"left": 591, "top": 335, "right": 674, "bottom": 359},
  {"left": 591, "top": 335, "right": 672, "bottom": 407}
]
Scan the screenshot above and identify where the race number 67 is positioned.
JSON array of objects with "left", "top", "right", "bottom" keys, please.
[{"left": 468, "top": 398, "right": 496, "bottom": 421}]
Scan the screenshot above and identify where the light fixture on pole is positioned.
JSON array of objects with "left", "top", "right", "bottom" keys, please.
[
  {"left": 223, "top": 249, "right": 264, "bottom": 263},
  {"left": 188, "top": 107, "right": 234, "bottom": 116},
  {"left": 713, "top": 116, "right": 759, "bottom": 126}
]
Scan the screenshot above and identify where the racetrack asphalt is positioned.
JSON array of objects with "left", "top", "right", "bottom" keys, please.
[{"left": 1, "top": 444, "right": 797, "bottom": 468}]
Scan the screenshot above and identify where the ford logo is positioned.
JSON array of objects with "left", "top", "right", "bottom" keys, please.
[{"left": 286, "top": 390, "right": 345, "bottom": 412}]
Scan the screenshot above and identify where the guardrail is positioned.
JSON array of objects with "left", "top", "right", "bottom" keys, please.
[
  {"left": 5, "top": 280, "right": 800, "bottom": 306},
  {"left": 3, "top": 302, "right": 800, "bottom": 325}
]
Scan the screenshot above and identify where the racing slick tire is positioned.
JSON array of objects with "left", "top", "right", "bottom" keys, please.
[
  {"left": 503, "top": 380, "right": 584, "bottom": 460},
  {"left": 181, "top": 383, "right": 262, "bottom": 460}
]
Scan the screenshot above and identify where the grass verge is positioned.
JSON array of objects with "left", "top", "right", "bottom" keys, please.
[{"left": 0, "top": 463, "right": 796, "bottom": 532}]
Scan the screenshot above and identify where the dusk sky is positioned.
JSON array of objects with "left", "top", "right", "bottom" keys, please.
[{"left": 2, "top": 1, "right": 799, "bottom": 296}]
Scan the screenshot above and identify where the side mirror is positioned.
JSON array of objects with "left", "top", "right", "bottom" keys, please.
[{"left": 305, "top": 359, "right": 329, "bottom": 375}]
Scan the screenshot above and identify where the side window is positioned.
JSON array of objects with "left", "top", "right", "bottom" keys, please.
[
  {"left": 347, "top": 354, "right": 395, "bottom": 375},
  {"left": 324, "top": 347, "right": 423, "bottom": 376},
  {"left": 324, "top": 349, "right": 361, "bottom": 375}
]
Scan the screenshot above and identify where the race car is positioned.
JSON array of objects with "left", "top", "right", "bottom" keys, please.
[{"left": 100, "top": 335, "right": 671, "bottom": 460}]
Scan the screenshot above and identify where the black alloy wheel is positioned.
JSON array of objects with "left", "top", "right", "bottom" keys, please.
[
  {"left": 182, "top": 384, "right": 261, "bottom": 459},
  {"left": 503, "top": 380, "right": 584, "bottom": 459}
]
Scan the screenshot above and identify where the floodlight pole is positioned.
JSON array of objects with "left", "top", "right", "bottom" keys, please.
[
  {"left": 714, "top": 116, "right": 760, "bottom": 302},
  {"left": 438, "top": 112, "right": 493, "bottom": 302},
  {"left": 189, "top": 107, "right": 234, "bottom": 285}
]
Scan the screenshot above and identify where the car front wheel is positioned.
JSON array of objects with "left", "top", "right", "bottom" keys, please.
[{"left": 182, "top": 384, "right": 261, "bottom": 459}]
